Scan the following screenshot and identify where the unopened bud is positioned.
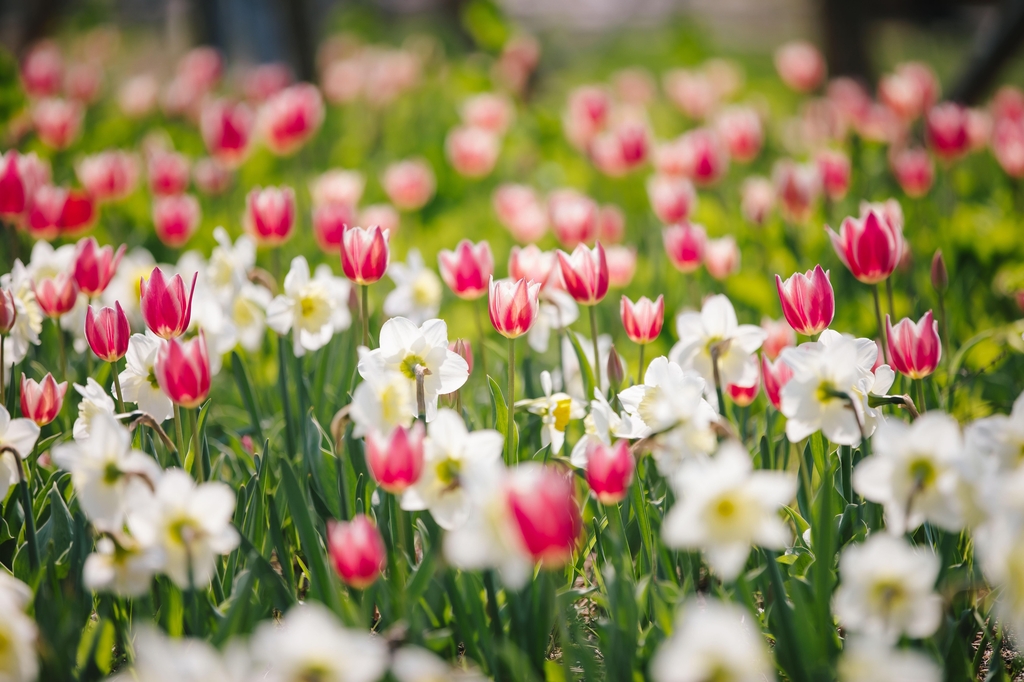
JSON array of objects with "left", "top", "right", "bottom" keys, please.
[
  {"left": 449, "top": 338, "right": 474, "bottom": 375},
  {"left": 931, "top": 250, "right": 948, "bottom": 294},
  {"left": 606, "top": 344, "right": 625, "bottom": 392},
  {"left": 0, "top": 288, "right": 16, "bottom": 335}
]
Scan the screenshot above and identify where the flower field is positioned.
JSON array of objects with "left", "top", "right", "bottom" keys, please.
[{"left": 2, "top": 12, "right": 1024, "bottom": 682}]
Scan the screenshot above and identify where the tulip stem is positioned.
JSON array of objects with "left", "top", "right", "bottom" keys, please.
[
  {"left": 56, "top": 322, "right": 67, "bottom": 381},
  {"left": 0, "top": 333, "right": 5, "bottom": 401},
  {"left": 474, "top": 302, "right": 488, "bottom": 376},
  {"left": 637, "top": 344, "right": 646, "bottom": 385},
  {"left": 111, "top": 360, "right": 126, "bottom": 414},
  {"left": 2, "top": 446, "right": 38, "bottom": 570},
  {"left": 507, "top": 337, "right": 516, "bottom": 465},
  {"left": 916, "top": 379, "right": 927, "bottom": 414},
  {"left": 872, "top": 284, "right": 890, "bottom": 365},
  {"left": 173, "top": 404, "right": 186, "bottom": 463},
  {"left": 885, "top": 278, "right": 896, "bottom": 318},
  {"left": 589, "top": 306, "right": 602, "bottom": 393},
  {"left": 360, "top": 284, "right": 370, "bottom": 349},
  {"left": 189, "top": 406, "right": 201, "bottom": 481}
]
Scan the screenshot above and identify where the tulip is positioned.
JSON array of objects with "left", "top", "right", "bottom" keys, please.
[
  {"left": 65, "top": 62, "right": 102, "bottom": 104},
  {"left": 966, "top": 108, "right": 992, "bottom": 151},
  {"left": 310, "top": 169, "right": 364, "bottom": 209},
  {"left": 245, "top": 186, "right": 296, "bottom": 247},
  {"left": 153, "top": 194, "right": 201, "bottom": 247},
  {"left": 193, "top": 157, "right": 232, "bottom": 195},
  {"left": 0, "top": 152, "right": 27, "bottom": 219},
  {"left": 886, "top": 312, "right": 941, "bottom": 380},
  {"left": 741, "top": 176, "right": 775, "bottom": 225},
  {"left": 774, "top": 41, "right": 826, "bottom": 92},
  {"left": 704, "top": 236, "right": 740, "bottom": 281},
  {"left": 548, "top": 189, "right": 599, "bottom": 247},
  {"left": 890, "top": 147, "right": 934, "bottom": 198},
  {"left": 358, "top": 204, "right": 400, "bottom": 236},
  {"left": 557, "top": 243, "right": 608, "bottom": 306},
  {"left": 926, "top": 103, "right": 969, "bottom": 161},
  {"left": 76, "top": 151, "right": 139, "bottom": 203},
  {"left": 177, "top": 46, "right": 222, "bottom": 92},
  {"left": 438, "top": 240, "right": 494, "bottom": 300},
  {"left": 148, "top": 150, "right": 191, "bottom": 196},
  {"left": 760, "top": 317, "right": 795, "bottom": 361},
  {"left": 606, "top": 345, "right": 626, "bottom": 392},
  {"left": 74, "top": 238, "right": 126, "bottom": 297},
  {"left": 312, "top": 202, "right": 355, "bottom": 255},
  {"left": 461, "top": 92, "right": 514, "bottom": 134},
  {"left": 0, "top": 288, "right": 16, "bottom": 335},
  {"left": 773, "top": 159, "right": 821, "bottom": 223},
  {"left": 605, "top": 245, "right": 636, "bottom": 288},
  {"left": 647, "top": 174, "right": 697, "bottom": 224},
  {"left": 243, "top": 62, "right": 293, "bottom": 103},
  {"left": 816, "top": 149, "right": 851, "bottom": 201},
  {"left": 20, "top": 41, "right": 63, "bottom": 97},
  {"left": 589, "top": 119, "right": 650, "bottom": 176},
  {"left": 382, "top": 159, "right": 435, "bottom": 211},
  {"left": 140, "top": 266, "right": 197, "bottom": 339},
  {"left": 585, "top": 440, "right": 634, "bottom": 505},
  {"left": 327, "top": 516, "right": 387, "bottom": 589},
  {"left": 612, "top": 67, "right": 656, "bottom": 104},
  {"left": 25, "top": 184, "right": 64, "bottom": 239},
  {"left": 32, "top": 98, "right": 83, "bottom": 149},
  {"left": 155, "top": 331, "right": 211, "bottom": 409},
  {"left": 663, "top": 69, "right": 717, "bottom": 120},
  {"left": 118, "top": 74, "right": 159, "bottom": 118},
  {"left": 726, "top": 381, "right": 759, "bottom": 408},
  {"left": 259, "top": 83, "right": 324, "bottom": 156},
  {"left": 931, "top": 250, "right": 948, "bottom": 294},
  {"left": 200, "top": 99, "right": 254, "bottom": 166},
  {"left": 715, "top": 106, "right": 763, "bottom": 163},
  {"left": 365, "top": 423, "right": 425, "bottom": 494},
  {"left": 341, "top": 225, "right": 390, "bottom": 286},
  {"left": 506, "top": 465, "right": 581, "bottom": 565},
  {"left": 621, "top": 294, "right": 664, "bottom": 381},
  {"left": 826, "top": 210, "right": 903, "bottom": 285},
  {"left": 775, "top": 265, "right": 835, "bottom": 336},
  {"left": 85, "top": 301, "right": 131, "bottom": 363},
  {"left": 488, "top": 277, "right": 540, "bottom": 340},
  {"left": 34, "top": 273, "right": 79, "bottom": 319},
  {"left": 663, "top": 221, "right": 707, "bottom": 273},
  {"left": 761, "top": 355, "right": 794, "bottom": 411},
  {"left": 445, "top": 125, "right": 500, "bottom": 178},
  {"left": 563, "top": 85, "right": 611, "bottom": 149},
  {"left": 508, "top": 245, "right": 555, "bottom": 288},
  {"left": 493, "top": 184, "right": 548, "bottom": 242},
  {"left": 58, "top": 189, "right": 96, "bottom": 236},
  {"left": 598, "top": 205, "right": 625, "bottom": 244},
  {"left": 677, "top": 128, "right": 728, "bottom": 186},
  {"left": 20, "top": 374, "right": 67, "bottom": 427},
  {"left": 449, "top": 339, "right": 474, "bottom": 375}
]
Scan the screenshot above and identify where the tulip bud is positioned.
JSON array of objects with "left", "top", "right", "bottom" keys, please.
[
  {"left": 34, "top": 273, "right": 79, "bottom": 319},
  {"left": 726, "top": 381, "right": 759, "bottom": 407},
  {"left": 620, "top": 295, "right": 664, "bottom": 345},
  {"left": 341, "top": 225, "right": 390, "bottom": 286},
  {"left": 438, "top": 240, "right": 494, "bottom": 300},
  {"left": 20, "top": 373, "right": 67, "bottom": 426},
  {"left": 365, "top": 423, "right": 425, "bottom": 494},
  {"left": 488, "top": 276, "right": 541, "bottom": 339},
  {"left": 245, "top": 186, "right": 296, "bottom": 247},
  {"left": 85, "top": 301, "right": 131, "bottom": 362},
  {"left": 886, "top": 312, "right": 942, "bottom": 380},
  {"left": 585, "top": 440, "right": 634, "bottom": 504},
  {"left": 154, "top": 331, "right": 211, "bottom": 408},
  {"left": 327, "top": 516, "right": 387, "bottom": 589},
  {"left": 140, "top": 267, "right": 197, "bottom": 339},
  {"left": 507, "top": 464, "right": 582, "bottom": 566},
  {"left": 449, "top": 339, "right": 474, "bottom": 375},
  {"left": 606, "top": 345, "right": 625, "bottom": 393},
  {"left": 0, "top": 288, "right": 16, "bottom": 334},
  {"left": 557, "top": 243, "right": 609, "bottom": 306},
  {"left": 931, "top": 250, "right": 948, "bottom": 294},
  {"left": 73, "top": 238, "right": 126, "bottom": 297}
]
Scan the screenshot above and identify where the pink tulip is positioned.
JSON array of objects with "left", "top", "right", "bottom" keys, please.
[
  {"left": 140, "top": 267, "right": 197, "bottom": 340},
  {"left": 612, "top": 67, "right": 656, "bottom": 105},
  {"left": 727, "top": 381, "right": 760, "bottom": 408},
  {"left": 761, "top": 356, "right": 794, "bottom": 411},
  {"left": 589, "top": 119, "right": 650, "bottom": 176},
  {"left": 620, "top": 295, "right": 664, "bottom": 345},
  {"left": 155, "top": 331, "right": 211, "bottom": 408},
  {"left": 0, "top": 289, "right": 16, "bottom": 334},
  {"left": 118, "top": 74, "right": 159, "bottom": 118},
  {"left": 715, "top": 106, "right": 763, "bottom": 162},
  {"left": 446, "top": 125, "right": 500, "bottom": 178},
  {"left": 147, "top": 150, "right": 190, "bottom": 196},
  {"left": 548, "top": 189, "right": 599, "bottom": 248},
  {"left": 20, "top": 42, "right": 63, "bottom": 98},
  {"left": 34, "top": 273, "right": 78, "bottom": 319},
  {"left": 898, "top": 62, "right": 940, "bottom": 112},
  {"left": 242, "top": 63, "right": 293, "bottom": 104},
  {"left": 58, "top": 189, "right": 96, "bottom": 236},
  {"left": 994, "top": 117, "right": 1024, "bottom": 178},
  {"left": 201, "top": 99, "right": 254, "bottom": 166},
  {"left": 774, "top": 41, "right": 826, "bottom": 92},
  {"left": 827, "top": 210, "right": 903, "bottom": 284},
  {"left": 741, "top": 176, "right": 775, "bottom": 225},
  {"left": 382, "top": 159, "right": 435, "bottom": 211},
  {"left": 663, "top": 69, "right": 717, "bottom": 120},
  {"left": 563, "top": 85, "right": 611, "bottom": 149},
  {"left": 77, "top": 151, "right": 138, "bottom": 203},
  {"left": 358, "top": 204, "right": 400, "bottom": 236},
  {"left": 775, "top": 265, "right": 835, "bottom": 336},
  {"left": 310, "top": 170, "right": 364, "bottom": 209},
  {"left": 585, "top": 440, "right": 634, "bottom": 505},
  {"left": 245, "top": 186, "right": 296, "bottom": 247},
  {"left": 878, "top": 70, "right": 928, "bottom": 122},
  {"left": 506, "top": 465, "right": 581, "bottom": 565},
  {"left": 598, "top": 205, "right": 625, "bottom": 244},
  {"left": 438, "top": 240, "right": 494, "bottom": 300},
  {"left": 647, "top": 174, "right": 697, "bottom": 224},
  {"left": 886, "top": 311, "right": 941, "bottom": 379},
  {"left": 327, "top": 516, "right": 387, "bottom": 589},
  {"left": 177, "top": 47, "right": 222, "bottom": 93},
  {"left": 259, "top": 83, "right": 324, "bottom": 156},
  {"left": 760, "top": 317, "right": 796, "bottom": 361},
  {"left": 365, "top": 423, "right": 425, "bottom": 494},
  {"left": 557, "top": 243, "right": 609, "bottom": 306},
  {"left": 827, "top": 77, "right": 872, "bottom": 130},
  {"left": 704, "top": 236, "right": 740, "bottom": 281},
  {"left": 508, "top": 245, "right": 556, "bottom": 288},
  {"left": 993, "top": 86, "right": 1024, "bottom": 123},
  {"left": 677, "top": 128, "right": 728, "bottom": 186},
  {"left": 461, "top": 93, "right": 514, "bottom": 134},
  {"left": 494, "top": 184, "right": 548, "bottom": 243},
  {"left": 926, "top": 103, "right": 970, "bottom": 161},
  {"left": 341, "top": 225, "right": 390, "bottom": 285},
  {"left": 65, "top": 62, "right": 102, "bottom": 104},
  {"left": 74, "top": 238, "right": 125, "bottom": 297},
  {"left": 153, "top": 194, "right": 201, "bottom": 247},
  {"left": 890, "top": 147, "right": 934, "bottom": 198},
  {"left": 663, "top": 221, "right": 707, "bottom": 273},
  {"left": 312, "top": 203, "right": 355, "bottom": 255},
  {"left": 32, "top": 98, "right": 83, "bottom": 149},
  {"left": 816, "top": 149, "right": 851, "bottom": 201},
  {"left": 488, "top": 276, "right": 540, "bottom": 339},
  {"left": 966, "top": 108, "right": 992, "bottom": 152},
  {"left": 773, "top": 159, "right": 821, "bottom": 224},
  {"left": 25, "top": 185, "right": 65, "bottom": 240},
  {"left": 85, "top": 301, "right": 130, "bottom": 363},
  {"left": 20, "top": 373, "right": 67, "bottom": 427},
  {"left": 605, "top": 245, "right": 636, "bottom": 288},
  {"left": 192, "top": 157, "right": 232, "bottom": 195}
]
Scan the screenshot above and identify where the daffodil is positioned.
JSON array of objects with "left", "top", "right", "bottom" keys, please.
[
  {"left": 266, "top": 256, "right": 351, "bottom": 357},
  {"left": 517, "top": 370, "right": 584, "bottom": 455}
]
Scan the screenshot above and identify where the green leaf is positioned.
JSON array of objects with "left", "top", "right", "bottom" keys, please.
[
  {"left": 488, "top": 376, "right": 519, "bottom": 462},
  {"left": 231, "top": 351, "right": 264, "bottom": 441},
  {"left": 566, "top": 332, "right": 596, "bottom": 402},
  {"left": 280, "top": 458, "right": 341, "bottom": 615},
  {"left": 36, "top": 484, "right": 74, "bottom": 565}
]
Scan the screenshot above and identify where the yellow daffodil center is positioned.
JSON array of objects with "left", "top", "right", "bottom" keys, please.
[
  {"left": 412, "top": 272, "right": 441, "bottom": 306},
  {"left": 298, "top": 290, "right": 331, "bottom": 330},
  {"left": 400, "top": 354, "right": 428, "bottom": 380},
  {"left": 436, "top": 457, "right": 461, "bottom": 487},
  {"left": 104, "top": 462, "right": 123, "bottom": 485},
  {"left": 908, "top": 458, "right": 936, "bottom": 490},
  {"left": 552, "top": 398, "right": 573, "bottom": 432},
  {"left": 233, "top": 297, "right": 257, "bottom": 327},
  {"left": 870, "top": 578, "right": 907, "bottom": 615}
]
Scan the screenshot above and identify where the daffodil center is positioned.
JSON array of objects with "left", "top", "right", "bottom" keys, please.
[
  {"left": 552, "top": 398, "right": 573, "bottom": 431},
  {"left": 400, "top": 354, "right": 428, "bottom": 380},
  {"left": 103, "top": 462, "right": 123, "bottom": 484},
  {"left": 167, "top": 515, "right": 200, "bottom": 548},
  {"left": 147, "top": 368, "right": 160, "bottom": 389},
  {"left": 908, "top": 458, "right": 936, "bottom": 490},
  {"left": 870, "top": 578, "right": 907, "bottom": 614},
  {"left": 412, "top": 272, "right": 441, "bottom": 306},
  {"left": 436, "top": 456, "right": 461, "bottom": 487}
]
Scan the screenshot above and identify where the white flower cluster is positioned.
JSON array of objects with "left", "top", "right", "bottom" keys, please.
[{"left": 0, "top": 571, "right": 38, "bottom": 682}]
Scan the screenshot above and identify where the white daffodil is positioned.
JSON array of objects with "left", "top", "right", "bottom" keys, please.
[
  {"left": 26, "top": 240, "right": 75, "bottom": 281},
  {"left": 670, "top": 294, "right": 766, "bottom": 390},
  {"left": 52, "top": 412, "right": 162, "bottom": 528},
  {"left": 350, "top": 369, "right": 417, "bottom": 438},
  {"left": 838, "top": 637, "right": 941, "bottom": 682},
  {"left": 119, "top": 333, "right": 173, "bottom": 423},
  {"left": 358, "top": 317, "right": 469, "bottom": 421},
  {"left": 401, "top": 408, "right": 504, "bottom": 529},
  {"left": 127, "top": 469, "right": 239, "bottom": 589},
  {"left": 517, "top": 371, "right": 585, "bottom": 455},
  {"left": 833, "top": 533, "right": 942, "bottom": 642},
  {"left": 1, "top": 262, "right": 43, "bottom": 365},
  {"left": 383, "top": 248, "right": 442, "bottom": 324},
  {"left": 560, "top": 331, "right": 611, "bottom": 401},
  {"left": 650, "top": 598, "right": 773, "bottom": 682},
  {"left": 250, "top": 603, "right": 389, "bottom": 682},
  {"left": 230, "top": 281, "right": 272, "bottom": 352},
  {"left": 779, "top": 330, "right": 894, "bottom": 446},
  {"left": 391, "top": 646, "right": 487, "bottom": 682},
  {"left": 618, "top": 356, "right": 717, "bottom": 475},
  {"left": 569, "top": 389, "right": 646, "bottom": 468},
  {"left": 0, "top": 405, "right": 40, "bottom": 502},
  {"left": 207, "top": 226, "right": 255, "bottom": 304},
  {"left": 527, "top": 288, "right": 579, "bottom": 354},
  {"left": 191, "top": 292, "right": 235, "bottom": 376},
  {"left": 126, "top": 627, "right": 241, "bottom": 682},
  {"left": 661, "top": 441, "right": 796, "bottom": 580},
  {"left": 0, "top": 572, "right": 38, "bottom": 682},
  {"left": 83, "top": 533, "right": 163, "bottom": 597},
  {"left": 965, "top": 390, "right": 1024, "bottom": 473},
  {"left": 853, "top": 412, "right": 969, "bottom": 535},
  {"left": 101, "top": 247, "right": 156, "bottom": 328},
  {"left": 267, "top": 256, "right": 352, "bottom": 357},
  {"left": 974, "top": 504, "right": 1024, "bottom": 633},
  {"left": 73, "top": 378, "right": 117, "bottom": 440}
]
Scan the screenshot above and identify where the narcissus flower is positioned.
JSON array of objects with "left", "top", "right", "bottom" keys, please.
[
  {"left": 383, "top": 249, "right": 442, "bottom": 324},
  {"left": 827, "top": 209, "right": 904, "bottom": 284},
  {"left": 438, "top": 239, "right": 494, "bottom": 300},
  {"left": 244, "top": 185, "right": 296, "bottom": 247},
  {"left": 886, "top": 311, "right": 941, "bottom": 379},
  {"left": 85, "top": 301, "right": 130, "bottom": 362},
  {"left": 266, "top": 256, "right": 351, "bottom": 357},
  {"left": 74, "top": 238, "right": 126, "bottom": 298},
  {"left": 663, "top": 221, "right": 707, "bottom": 273},
  {"left": 775, "top": 265, "right": 835, "bottom": 336},
  {"left": 671, "top": 294, "right": 766, "bottom": 389},
  {"left": 365, "top": 422, "right": 425, "bottom": 493},
  {"left": 341, "top": 225, "right": 390, "bottom": 285},
  {"left": 620, "top": 295, "right": 664, "bottom": 345},
  {"left": 327, "top": 516, "right": 387, "bottom": 589},
  {"left": 517, "top": 370, "right": 585, "bottom": 454},
  {"left": 139, "top": 267, "right": 197, "bottom": 339},
  {"left": 118, "top": 333, "right": 173, "bottom": 423},
  {"left": 154, "top": 331, "right": 211, "bottom": 408},
  {"left": 20, "top": 373, "right": 67, "bottom": 426},
  {"left": 557, "top": 242, "right": 608, "bottom": 306},
  {"left": 488, "top": 276, "right": 540, "bottom": 339}
]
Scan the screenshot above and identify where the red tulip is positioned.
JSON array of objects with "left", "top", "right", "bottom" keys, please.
[
  {"left": 816, "top": 149, "right": 851, "bottom": 201},
  {"left": 827, "top": 210, "right": 903, "bottom": 284},
  {"left": 774, "top": 41, "right": 826, "bottom": 93},
  {"left": 382, "top": 159, "right": 435, "bottom": 211},
  {"left": 663, "top": 221, "right": 707, "bottom": 273},
  {"left": 727, "top": 381, "right": 760, "bottom": 407},
  {"left": 605, "top": 245, "right": 636, "bottom": 289},
  {"left": 507, "top": 465, "right": 581, "bottom": 565},
  {"left": 85, "top": 301, "right": 130, "bottom": 362},
  {"left": 438, "top": 239, "right": 494, "bottom": 300},
  {"left": 760, "top": 317, "right": 795, "bottom": 361},
  {"left": 327, "top": 516, "right": 387, "bottom": 589},
  {"left": 259, "top": 83, "right": 324, "bottom": 156},
  {"left": 557, "top": 242, "right": 609, "bottom": 306},
  {"left": 147, "top": 150, "right": 191, "bottom": 196},
  {"left": 890, "top": 147, "right": 934, "bottom": 198},
  {"left": 341, "top": 225, "right": 390, "bottom": 285},
  {"left": 32, "top": 98, "right": 83, "bottom": 150},
  {"left": 775, "top": 265, "right": 835, "bottom": 336},
  {"left": 548, "top": 189, "right": 599, "bottom": 248},
  {"left": 200, "top": 99, "right": 254, "bottom": 166},
  {"left": 76, "top": 151, "right": 139, "bottom": 203},
  {"left": 153, "top": 194, "right": 201, "bottom": 248},
  {"left": 488, "top": 276, "right": 540, "bottom": 339},
  {"left": 20, "top": 42, "right": 63, "bottom": 98},
  {"left": 620, "top": 295, "right": 664, "bottom": 345},
  {"left": 365, "top": 423, "right": 425, "bottom": 494},
  {"left": 154, "top": 331, "right": 211, "bottom": 408},
  {"left": 58, "top": 189, "right": 97, "bottom": 236},
  {"left": 20, "top": 373, "right": 67, "bottom": 427},
  {"left": 761, "top": 355, "right": 794, "bottom": 411},
  {"left": 585, "top": 440, "right": 634, "bottom": 505},
  {"left": 34, "top": 272, "right": 79, "bottom": 318},
  {"left": 508, "top": 245, "right": 555, "bottom": 288},
  {"left": 0, "top": 152, "right": 28, "bottom": 219},
  {"left": 886, "top": 311, "right": 941, "bottom": 379},
  {"left": 140, "top": 266, "right": 197, "bottom": 339},
  {"left": 715, "top": 106, "right": 763, "bottom": 163},
  {"left": 926, "top": 103, "right": 969, "bottom": 161},
  {"left": 74, "top": 238, "right": 125, "bottom": 297},
  {"left": 312, "top": 202, "right": 355, "bottom": 255},
  {"left": 445, "top": 125, "right": 500, "bottom": 178},
  {"left": 647, "top": 174, "right": 697, "bottom": 224},
  {"left": 704, "top": 236, "right": 740, "bottom": 281},
  {"left": 0, "top": 289, "right": 16, "bottom": 334},
  {"left": 245, "top": 186, "right": 296, "bottom": 247}
]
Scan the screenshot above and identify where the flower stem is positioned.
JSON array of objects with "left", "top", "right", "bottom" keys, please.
[
  {"left": 885, "top": 278, "right": 896, "bottom": 318},
  {"left": 474, "top": 301, "right": 488, "bottom": 377},
  {"left": 3, "top": 447, "right": 39, "bottom": 570},
  {"left": 637, "top": 344, "right": 645, "bottom": 385},
  {"left": 56, "top": 321, "right": 67, "bottom": 381},
  {"left": 360, "top": 284, "right": 370, "bottom": 349},
  {"left": 173, "top": 403, "right": 186, "bottom": 464},
  {"left": 872, "top": 284, "right": 890, "bottom": 364},
  {"left": 507, "top": 337, "right": 516, "bottom": 465},
  {"left": 111, "top": 360, "right": 126, "bottom": 414},
  {"left": 916, "top": 379, "right": 927, "bottom": 413},
  {"left": 589, "top": 305, "right": 602, "bottom": 394},
  {"left": 711, "top": 344, "right": 726, "bottom": 422},
  {"left": 189, "top": 406, "right": 201, "bottom": 481},
  {"left": 0, "top": 333, "right": 5, "bottom": 401}
]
